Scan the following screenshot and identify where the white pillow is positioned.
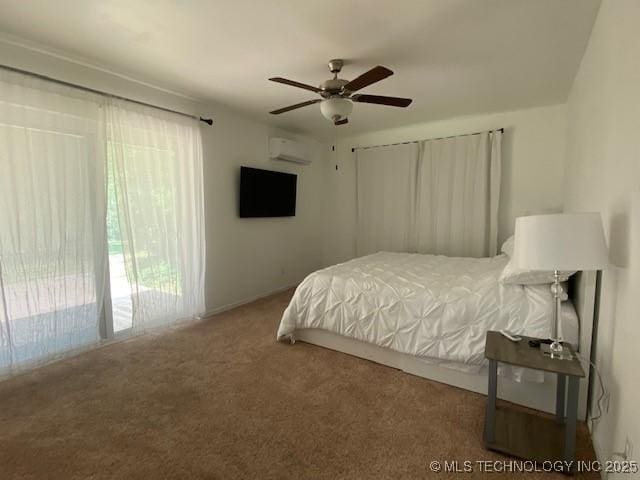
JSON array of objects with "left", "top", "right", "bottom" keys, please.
[
  {"left": 500, "top": 257, "right": 576, "bottom": 285},
  {"left": 500, "top": 236, "right": 515, "bottom": 257}
]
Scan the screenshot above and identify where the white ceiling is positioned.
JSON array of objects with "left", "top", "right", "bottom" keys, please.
[{"left": 0, "top": 0, "right": 600, "bottom": 138}]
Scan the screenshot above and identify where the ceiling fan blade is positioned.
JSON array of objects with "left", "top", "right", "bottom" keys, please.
[
  {"left": 334, "top": 118, "right": 349, "bottom": 126},
  {"left": 344, "top": 66, "right": 393, "bottom": 92},
  {"left": 351, "top": 94, "right": 412, "bottom": 107},
  {"left": 269, "top": 99, "right": 321, "bottom": 115},
  {"left": 269, "top": 77, "right": 321, "bottom": 93}
]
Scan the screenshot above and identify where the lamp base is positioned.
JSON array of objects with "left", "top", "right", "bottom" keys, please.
[{"left": 541, "top": 343, "right": 573, "bottom": 360}]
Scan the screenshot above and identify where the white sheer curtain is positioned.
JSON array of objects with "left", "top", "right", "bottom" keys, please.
[
  {"left": 416, "top": 130, "right": 502, "bottom": 257},
  {"left": 0, "top": 68, "right": 206, "bottom": 374},
  {"left": 105, "top": 100, "right": 205, "bottom": 331},
  {"left": 354, "top": 130, "right": 501, "bottom": 258},
  {"left": 356, "top": 143, "right": 419, "bottom": 256},
  {"left": 0, "top": 70, "right": 107, "bottom": 373}
]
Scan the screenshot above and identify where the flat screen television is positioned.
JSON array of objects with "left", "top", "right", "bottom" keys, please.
[{"left": 239, "top": 166, "right": 297, "bottom": 217}]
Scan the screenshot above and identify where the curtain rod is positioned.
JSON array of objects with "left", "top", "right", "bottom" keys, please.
[
  {"left": 0, "top": 64, "right": 213, "bottom": 126},
  {"left": 351, "top": 127, "right": 504, "bottom": 152}
]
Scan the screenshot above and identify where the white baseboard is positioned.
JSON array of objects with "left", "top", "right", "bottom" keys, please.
[{"left": 199, "top": 283, "right": 298, "bottom": 319}]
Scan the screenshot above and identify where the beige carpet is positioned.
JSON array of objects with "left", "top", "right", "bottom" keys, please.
[{"left": 0, "top": 290, "right": 597, "bottom": 479}]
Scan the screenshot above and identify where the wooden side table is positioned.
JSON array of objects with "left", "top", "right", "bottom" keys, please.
[{"left": 483, "top": 331, "right": 585, "bottom": 469}]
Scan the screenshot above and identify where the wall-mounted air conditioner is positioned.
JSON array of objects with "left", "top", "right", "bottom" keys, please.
[{"left": 269, "top": 138, "right": 310, "bottom": 164}]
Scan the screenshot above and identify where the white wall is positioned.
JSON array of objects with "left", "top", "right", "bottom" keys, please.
[
  {"left": 322, "top": 104, "right": 567, "bottom": 266},
  {"left": 0, "top": 40, "right": 326, "bottom": 314},
  {"left": 202, "top": 115, "right": 325, "bottom": 312},
  {"left": 562, "top": 0, "right": 640, "bottom": 470}
]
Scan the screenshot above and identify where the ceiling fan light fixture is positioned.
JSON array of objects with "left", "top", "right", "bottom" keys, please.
[
  {"left": 268, "top": 60, "right": 412, "bottom": 124},
  {"left": 320, "top": 97, "right": 353, "bottom": 122}
]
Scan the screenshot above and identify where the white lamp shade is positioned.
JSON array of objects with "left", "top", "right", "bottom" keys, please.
[
  {"left": 320, "top": 97, "right": 353, "bottom": 122},
  {"left": 514, "top": 213, "right": 608, "bottom": 271}
]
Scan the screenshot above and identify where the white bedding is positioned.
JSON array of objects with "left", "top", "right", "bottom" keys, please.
[{"left": 277, "top": 252, "right": 579, "bottom": 372}]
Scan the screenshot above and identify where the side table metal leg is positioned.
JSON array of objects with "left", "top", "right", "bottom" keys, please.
[
  {"left": 564, "top": 375, "right": 579, "bottom": 465},
  {"left": 484, "top": 359, "right": 498, "bottom": 443},
  {"left": 556, "top": 374, "right": 566, "bottom": 423}
]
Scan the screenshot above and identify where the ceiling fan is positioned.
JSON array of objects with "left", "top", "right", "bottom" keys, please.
[{"left": 269, "top": 59, "right": 412, "bottom": 126}]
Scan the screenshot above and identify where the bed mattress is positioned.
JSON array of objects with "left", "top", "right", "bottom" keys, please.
[{"left": 277, "top": 252, "right": 579, "bottom": 372}]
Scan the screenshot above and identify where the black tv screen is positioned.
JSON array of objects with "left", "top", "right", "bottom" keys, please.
[{"left": 239, "top": 166, "right": 297, "bottom": 217}]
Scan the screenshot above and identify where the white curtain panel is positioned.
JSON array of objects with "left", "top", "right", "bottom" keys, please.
[
  {"left": 355, "top": 130, "right": 501, "bottom": 259},
  {"left": 416, "top": 130, "right": 502, "bottom": 257},
  {"left": 0, "top": 70, "right": 107, "bottom": 373},
  {"left": 105, "top": 100, "right": 205, "bottom": 331},
  {"left": 356, "top": 143, "right": 419, "bottom": 256}
]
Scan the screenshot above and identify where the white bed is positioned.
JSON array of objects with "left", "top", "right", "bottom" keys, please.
[{"left": 277, "top": 252, "right": 596, "bottom": 419}]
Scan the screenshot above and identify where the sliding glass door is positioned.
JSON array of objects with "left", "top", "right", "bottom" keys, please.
[
  {"left": 104, "top": 100, "right": 205, "bottom": 333},
  {"left": 0, "top": 71, "right": 107, "bottom": 372},
  {"left": 106, "top": 157, "right": 133, "bottom": 334},
  {"left": 0, "top": 70, "right": 206, "bottom": 374}
]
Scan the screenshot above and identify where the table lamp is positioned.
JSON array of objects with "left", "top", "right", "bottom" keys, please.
[{"left": 513, "top": 213, "right": 608, "bottom": 360}]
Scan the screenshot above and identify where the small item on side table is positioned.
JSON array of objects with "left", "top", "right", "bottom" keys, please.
[
  {"left": 500, "top": 330, "right": 522, "bottom": 342},
  {"left": 528, "top": 338, "right": 553, "bottom": 348},
  {"left": 528, "top": 338, "right": 574, "bottom": 360},
  {"left": 483, "top": 331, "right": 585, "bottom": 472}
]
